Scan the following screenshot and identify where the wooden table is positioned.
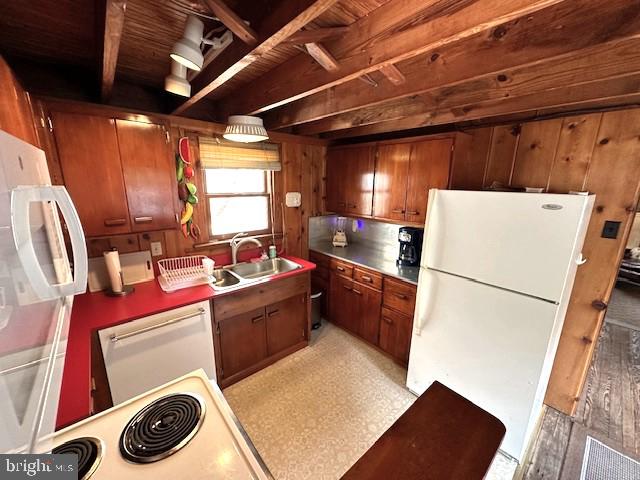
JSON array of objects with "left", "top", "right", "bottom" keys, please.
[{"left": 341, "top": 381, "right": 506, "bottom": 480}]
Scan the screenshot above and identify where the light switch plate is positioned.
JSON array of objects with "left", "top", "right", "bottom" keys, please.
[
  {"left": 150, "top": 241, "right": 163, "bottom": 256},
  {"left": 285, "top": 192, "right": 301, "bottom": 207}
]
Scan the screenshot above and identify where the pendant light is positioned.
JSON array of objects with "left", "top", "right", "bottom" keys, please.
[
  {"left": 164, "top": 60, "right": 191, "bottom": 97},
  {"left": 223, "top": 115, "right": 269, "bottom": 143},
  {"left": 171, "top": 15, "right": 205, "bottom": 71}
]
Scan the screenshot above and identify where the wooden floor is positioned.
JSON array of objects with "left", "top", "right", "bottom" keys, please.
[{"left": 520, "top": 284, "right": 640, "bottom": 479}]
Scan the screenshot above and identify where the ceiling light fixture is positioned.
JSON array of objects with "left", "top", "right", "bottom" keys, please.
[
  {"left": 164, "top": 60, "right": 191, "bottom": 97},
  {"left": 171, "top": 15, "right": 205, "bottom": 71},
  {"left": 223, "top": 115, "right": 269, "bottom": 143}
]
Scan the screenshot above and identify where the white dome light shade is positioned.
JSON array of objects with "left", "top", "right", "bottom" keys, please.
[
  {"left": 164, "top": 61, "right": 191, "bottom": 97},
  {"left": 223, "top": 115, "right": 269, "bottom": 143},
  {"left": 170, "top": 15, "right": 204, "bottom": 71}
]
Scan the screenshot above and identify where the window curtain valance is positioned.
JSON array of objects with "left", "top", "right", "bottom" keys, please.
[{"left": 198, "top": 137, "right": 281, "bottom": 171}]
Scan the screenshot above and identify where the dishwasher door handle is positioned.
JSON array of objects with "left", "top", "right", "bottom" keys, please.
[{"left": 110, "top": 308, "right": 205, "bottom": 343}]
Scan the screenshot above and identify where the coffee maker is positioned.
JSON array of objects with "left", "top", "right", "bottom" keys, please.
[{"left": 397, "top": 227, "right": 423, "bottom": 267}]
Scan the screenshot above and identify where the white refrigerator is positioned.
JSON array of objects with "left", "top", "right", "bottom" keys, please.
[
  {"left": 0, "top": 130, "right": 87, "bottom": 453},
  {"left": 407, "top": 189, "right": 594, "bottom": 462}
]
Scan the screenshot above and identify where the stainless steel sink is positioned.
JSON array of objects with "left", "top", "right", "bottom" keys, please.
[
  {"left": 228, "top": 258, "right": 302, "bottom": 280},
  {"left": 210, "top": 269, "right": 241, "bottom": 290}
]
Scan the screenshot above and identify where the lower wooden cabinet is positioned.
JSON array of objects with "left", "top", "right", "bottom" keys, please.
[
  {"left": 379, "top": 306, "right": 413, "bottom": 364},
  {"left": 218, "top": 307, "right": 268, "bottom": 379},
  {"left": 266, "top": 294, "right": 307, "bottom": 356},
  {"left": 355, "top": 283, "right": 382, "bottom": 345},
  {"left": 214, "top": 274, "right": 310, "bottom": 387}
]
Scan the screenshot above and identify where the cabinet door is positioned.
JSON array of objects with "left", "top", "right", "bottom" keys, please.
[
  {"left": 405, "top": 138, "right": 453, "bottom": 225},
  {"left": 329, "top": 273, "right": 352, "bottom": 330},
  {"left": 218, "top": 307, "right": 267, "bottom": 379},
  {"left": 52, "top": 112, "right": 131, "bottom": 236},
  {"left": 116, "top": 120, "right": 177, "bottom": 231},
  {"left": 379, "top": 306, "right": 413, "bottom": 364},
  {"left": 326, "top": 148, "right": 348, "bottom": 213},
  {"left": 346, "top": 146, "right": 376, "bottom": 216},
  {"left": 352, "top": 282, "right": 381, "bottom": 345},
  {"left": 266, "top": 294, "right": 306, "bottom": 355},
  {"left": 373, "top": 143, "right": 410, "bottom": 221}
]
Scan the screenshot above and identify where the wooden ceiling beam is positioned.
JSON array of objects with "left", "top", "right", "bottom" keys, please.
[
  {"left": 173, "top": 0, "right": 339, "bottom": 115},
  {"left": 203, "top": 0, "right": 257, "bottom": 45},
  {"left": 100, "top": 0, "right": 127, "bottom": 102},
  {"left": 296, "top": 36, "right": 640, "bottom": 135},
  {"left": 304, "top": 42, "right": 339, "bottom": 71},
  {"left": 322, "top": 74, "right": 640, "bottom": 139},
  {"left": 285, "top": 27, "right": 349, "bottom": 44},
  {"left": 264, "top": 0, "right": 640, "bottom": 130},
  {"left": 217, "top": 0, "right": 567, "bottom": 117}
]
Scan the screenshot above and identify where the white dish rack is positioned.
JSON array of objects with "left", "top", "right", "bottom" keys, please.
[{"left": 157, "top": 255, "right": 212, "bottom": 292}]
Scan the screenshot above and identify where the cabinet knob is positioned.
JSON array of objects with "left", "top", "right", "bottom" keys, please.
[
  {"left": 591, "top": 300, "right": 608, "bottom": 311},
  {"left": 104, "top": 218, "right": 127, "bottom": 227}
]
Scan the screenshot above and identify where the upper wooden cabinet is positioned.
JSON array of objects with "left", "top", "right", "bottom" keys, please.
[
  {"left": 326, "top": 145, "right": 376, "bottom": 217},
  {"left": 327, "top": 134, "right": 467, "bottom": 226},
  {"left": 116, "top": 120, "right": 176, "bottom": 232},
  {"left": 50, "top": 111, "right": 177, "bottom": 237},
  {"left": 52, "top": 112, "right": 132, "bottom": 236}
]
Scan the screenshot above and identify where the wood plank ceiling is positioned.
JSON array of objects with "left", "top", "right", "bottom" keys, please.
[{"left": 1, "top": 0, "right": 640, "bottom": 138}]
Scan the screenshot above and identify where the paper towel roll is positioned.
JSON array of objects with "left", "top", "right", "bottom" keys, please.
[{"left": 104, "top": 250, "right": 123, "bottom": 293}]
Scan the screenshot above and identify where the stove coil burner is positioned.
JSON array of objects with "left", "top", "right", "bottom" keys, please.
[
  {"left": 52, "top": 437, "right": 102, "bottom": 480},
  {"left": 120, "top": 393, "right": 205, "bottom": 463}
]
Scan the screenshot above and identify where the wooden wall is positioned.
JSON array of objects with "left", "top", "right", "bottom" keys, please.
[
  {"left": 451, "top": 110, "right": 640, "bottom": 415},
  {"left": 0, "top": 55, "right": 38, "bottom": 146}
]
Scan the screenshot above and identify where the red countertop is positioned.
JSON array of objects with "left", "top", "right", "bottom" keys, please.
[{"left": 56, "top": 255, "right": 315, "bottom": 429}]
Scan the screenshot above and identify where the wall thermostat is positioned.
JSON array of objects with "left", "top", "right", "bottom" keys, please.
[{"left": 285, "top": 192, "right": 301, "bottom": 207}]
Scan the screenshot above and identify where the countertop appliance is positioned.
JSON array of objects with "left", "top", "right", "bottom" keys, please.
[
  {"left": 332, "top": 216, "right": 348, "bottom": 247},
  {"left": 0, "top": 130, "right": 87, "bottom": 453},
  {"left": 397, "top": 226, "right": 423, "bottom": 267},
  {"left": 49, "top": 369, "right": 272, "bottom": 479},
  {"left": 407, "top": 189, "right": 594, "bottom": 462}
]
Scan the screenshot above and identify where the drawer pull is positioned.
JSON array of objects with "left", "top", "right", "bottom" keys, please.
[
  {"left": 104, "top": 218, "right": 126, "bottom": 227},
  {"left": 361, "top": 275, "right": 372, "bottom": 282},
  {"left": 338, "top": 202, "right": 346, "bottom": 207},
  {"left": 251, "top": 314, "right": 264, "bottom": 323},
  {"left": 391, "top": 209, "right": 405, "bottom": 214},
  {"left": 382, "top": 316, "right": 393, "bottom": 325},
  {"left": 110, "top": 308, "right": 205, "bottom": 343},
  {"left": 267, "top": 309, "right": 280, "bottom": 317},
  {"left": 394, "top": 293, "right": 409, "bottom": 300},
  {"left": 342, "top": 285, "right": 352, "bottom": 291},
  {"left": 134, "top": 216, "right": 153, "bottom": 223},
  {"left": 337, "top": 266, "right": 346, "bottom": 272},
  {"left": 352, "top": 289, "right": 362, "bottom": 296},
  {"left": 407, "top": 210, "right": 419, "bottom": 215}
]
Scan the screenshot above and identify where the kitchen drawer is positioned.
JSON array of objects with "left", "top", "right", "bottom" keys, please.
[
  {"left": 383, "top": 278, "right": 417, "bottom": 316},
  {"left": 330, "top": 258, "right": 354, "bottom": 278},
  {"left": 353, "top": 267, "right": 382, "bottom": 290}
]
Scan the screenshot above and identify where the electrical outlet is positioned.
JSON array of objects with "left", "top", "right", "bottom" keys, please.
[{"left": 150, "top": 241, "right": 163, "bottom": 257}]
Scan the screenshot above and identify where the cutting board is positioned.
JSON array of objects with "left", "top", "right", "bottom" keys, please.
[{"left": 88, "top": 251, "right": 154, "bottom": 292}]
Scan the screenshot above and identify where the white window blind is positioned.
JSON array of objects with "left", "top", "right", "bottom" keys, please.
[{"left": 198, "top": 137, "right": 281, "bottom": 171}]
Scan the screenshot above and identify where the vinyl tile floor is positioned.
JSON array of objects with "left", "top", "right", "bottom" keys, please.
[{"left": 223, "top": 322, "right": 517, "bottom": 480}]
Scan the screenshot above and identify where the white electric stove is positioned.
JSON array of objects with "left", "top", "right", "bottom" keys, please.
[{"left": 48, "top": 370, "right": 272, "bottom": 479}]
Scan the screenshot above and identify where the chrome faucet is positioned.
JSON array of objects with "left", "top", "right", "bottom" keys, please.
[{"left": 230, "top": 232, "right": 264, "bottom": 265}]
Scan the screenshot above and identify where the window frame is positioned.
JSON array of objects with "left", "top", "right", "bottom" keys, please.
[{"left": 202, "top": 168, "right": 273, "bottom": 241}]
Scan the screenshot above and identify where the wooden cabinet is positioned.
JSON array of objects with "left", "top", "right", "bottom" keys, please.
[
  {"left": 52, "top": 112, "right": 132, "bottom": 236},
  {"left": 326, "top": 145, "right": 376, "bottom": 216},
  {"left": 213, "top": 273, "right": 310, "bottom": 387},
  {"left": 405, "top": 138, "right": 453, "bottom": 225},
  {"left": 50, "top": 111, "right": 177, "bottom": 237},
  {"left": 116, "top": 120, "right": 176, "bottom": 231},
  {"left": 379, "top": 306, "right": 413, "bottom": 364},
  {"left": 218, "top": 307, "right": 268, "bottom": 379},
  {"left": 373, "top": 143, "right": 411, "bottom": 221},
  {"left": 266, "top": 294, "right": 306, "bottom": 355},
  {"left": 321, "top": 252, "right": 416, "bottom": 366}
]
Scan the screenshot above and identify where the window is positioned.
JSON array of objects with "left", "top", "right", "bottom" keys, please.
[{"left": 204, "top": 168, "right": 271, "bottom": 238}]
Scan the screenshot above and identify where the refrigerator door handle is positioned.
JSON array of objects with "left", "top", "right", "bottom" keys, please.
[
  {"left": 576, "top": 253, "right": 587, "bottom": 265},
  {"left": 11, "top": 185, "right": 88, "bottom": 300}
]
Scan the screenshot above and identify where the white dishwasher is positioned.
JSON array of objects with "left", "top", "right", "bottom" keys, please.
[{"left": 98, "top": 300, "right": 216, "bottom": 405}]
